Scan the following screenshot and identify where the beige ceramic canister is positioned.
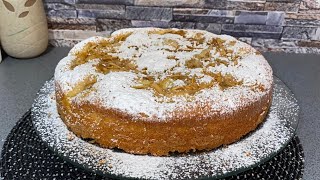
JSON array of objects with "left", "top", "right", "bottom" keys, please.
[{"left": 0, "top": 0, "right": 48, "bottom": 58}]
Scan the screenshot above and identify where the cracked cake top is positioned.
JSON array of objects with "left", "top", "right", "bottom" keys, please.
[{"left": 54, "top": 28, "right": 273, "bottom": 121}]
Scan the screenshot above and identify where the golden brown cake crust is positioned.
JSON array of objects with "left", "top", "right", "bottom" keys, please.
[
  {"left": 54, "top": 28, "right": 273, "bottom": 156},
  {"left": 56, "top": 83, "right": 272, "bottom": 156}
]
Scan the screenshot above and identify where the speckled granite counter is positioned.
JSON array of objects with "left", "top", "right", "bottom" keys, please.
[{"left": 0, "top": 47, "right": 319, "bottom": 179}]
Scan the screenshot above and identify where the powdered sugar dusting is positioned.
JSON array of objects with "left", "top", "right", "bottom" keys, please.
[
  {"left": 31, "top": 77, "right": 299, "bottom": 179},
  {"left": 85, "top": 72, "right": 162, "bottom": 117},
  {"left": 55, "top": 58, "right": 99, "bottom": 92},
  {"left": 54, "top": 28, "right": 273, "bottom": 121}
]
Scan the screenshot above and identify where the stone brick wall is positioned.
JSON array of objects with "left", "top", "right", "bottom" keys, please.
[{"left": 45, "top": 0, "right": 320, "bottom": 53}]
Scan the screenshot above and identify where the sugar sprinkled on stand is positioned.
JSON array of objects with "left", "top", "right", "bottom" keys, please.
[{"left": 31, "top": 77, "right": 299, "bottom": 180}]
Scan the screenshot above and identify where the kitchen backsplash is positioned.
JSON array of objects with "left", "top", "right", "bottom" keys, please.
[{"left": 45, "top": 0, "right": 320, "bottom": 53}]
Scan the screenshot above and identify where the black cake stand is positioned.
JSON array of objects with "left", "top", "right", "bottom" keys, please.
[{"left": 0, "top": 112, "right": 304, "bottom": 179}]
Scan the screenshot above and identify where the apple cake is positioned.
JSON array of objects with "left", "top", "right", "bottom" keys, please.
[{"left": 54, "top": 28, "right": 273, "bottom": 156}]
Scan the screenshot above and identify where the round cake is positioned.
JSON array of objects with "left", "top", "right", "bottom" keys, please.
[{"left": 54, "top": 28, "right": 273, "bottom": 156}]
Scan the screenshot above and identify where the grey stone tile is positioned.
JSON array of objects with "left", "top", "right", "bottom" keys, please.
[
  {"left": 76, "top": 4, "right": 125, "bottom": 19},
  {"left": 131, "top": 20, "right": 195, "bottom": 29},
  {"left": 134, "top": 0, "right": 239, "bottom": 10},
  {"left": 44, "top": 2, "right": 76, "bottom": 17},
  {"left": 173, "top": 9, "right": 234, "bottom": 23},
  {"left": 168, "top": 21, "right": 195, "bottom": 29},
  {"left": 282, "top": 26, "right": 320, "bottom": 40},
  {"left": 222, "top": 32, "right": 282, "bottom": 39},
  {"left": 266, "top": 12, "right": 285, "bottom": 26},
  {"left": 47, "top": 17, "right": 96, "bottom": 25},
  {"left": 46, "top": 9, "right": 77, "bottom": 18},
  {"left": 203, "top": 0, "right": 227, "bottom": 9},
  {"left": 234, "top": 11, "right": 268, "bottom": 25},
  {"left": 97, "top": 19, "right": 132, "bottom": 32},
  {"left": 281, "top": 47, "right": 320, "bottom": 54},
  {"left": 76, "top": 0, "right": 134, "bottom": 5},
  {"left": 252, "top": 38, "right": 297, "bottom": 49},
  {"left": 266, "top": 0, "right": 300, "bottom": 2},
  {"left": 251, "top": 38, "right": 299, "bottom": 52},
  {"left": 49, "top": 29, "right": 110, "bottom": 40},
  {"left": 265, "top": 2, "right": 300, "bottom": 12},
  {"left": 76, "top": 4, "right": 125, "bottom": 10},
  {"left": 195, "top": 23, "right": 221, "bottom": 34},
  {"left": 222, "top": 24, "right": 283, "bottom": 32},
  {"left": 300, "top": 0, "right": 320, "bottom": 9},
  {"left": 227, "top": 0, "right": 265, "bottom": 10},
  {"left": 254, "top": 46, "right": 320, "bottom": 54},
  {"left": 173, "top": 15, "right": 234, "bottom": 23},
  {"left": 131, "top": 20, "right": 170, "bottom": 28},
  {"left": 237, "top": 37, "right": 252, "bottom": 44},
  {"left": 48, "top": 24, "right": 96, "bottom": 30},
  {"left": 251, "top": 37, "right": 320, "bottom": 53},
  {"left": 221, "top": 24, "right": 283, "bottom": 39},
  {"left": 173, "top": 8, "right": 235, "bottom": 16},
  {"left": 44, "top": 3, "right": 75, "bottom": 10},
  {"left": 285, "top": 19, "right": 320, "bottom": 27},
  {"left": 299, "top": 0, "right": 320, "bottom": 14},
  {"left": 77, "top": 9, "right": 125, "bottom": 19},
  {"left": 49, "top": 39, "right": 82, "bottom": 47},
  {"left": 44, "top": 0, "right": 75, "bottom": 4},
  {"left": 126, "top": 6, "right": 173, "bottom": 21},
  {"left": 134, "top": 0, "right": 205, "bottom": 8}
]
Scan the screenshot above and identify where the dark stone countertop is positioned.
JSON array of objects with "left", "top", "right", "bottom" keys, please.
[{"left": 0, "top": 47, "right": 319, "bottom": 179}]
